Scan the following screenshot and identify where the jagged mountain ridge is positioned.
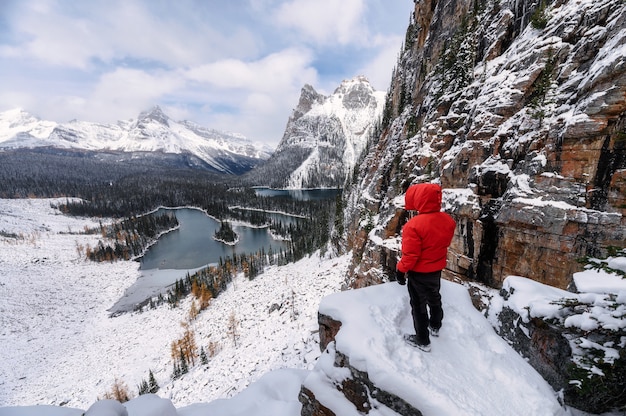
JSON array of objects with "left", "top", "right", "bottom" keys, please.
[
  {"left": 247, "top": 76, "right": 385, "bottom": 188},
  {"left": 0, "top": 106, "right": 272, "bottom": 174}
]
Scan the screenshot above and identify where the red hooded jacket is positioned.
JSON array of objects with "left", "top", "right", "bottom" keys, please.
[{"left": 396, "top": 183, "right": 456, "bottom": 274}]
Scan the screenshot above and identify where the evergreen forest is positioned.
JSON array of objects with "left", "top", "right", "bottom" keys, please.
[{"left": 0, "top": 148, "right": 340, "bottom": 277}]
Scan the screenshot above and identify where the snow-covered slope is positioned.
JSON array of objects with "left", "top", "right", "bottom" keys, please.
[
  {"left": 0, "top": 198, "right": 344, "bottom": 409},
  {"left": 0, "top": 107, "right": 272, "bottom": 174},
  {"left": 2, "top": 198, "right": 612, "bottom": 415}
]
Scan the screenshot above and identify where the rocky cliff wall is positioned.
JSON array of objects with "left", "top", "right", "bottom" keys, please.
[{"left": 343, "top": 0, "right": 626, "bottom": 290}]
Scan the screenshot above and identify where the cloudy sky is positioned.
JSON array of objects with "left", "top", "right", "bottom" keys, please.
[{"left": 0, "top": 0, "right": 413, "bottom": 146}]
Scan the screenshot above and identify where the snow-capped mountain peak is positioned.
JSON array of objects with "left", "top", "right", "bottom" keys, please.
[
  {"left": 255, "top": 76, "right": 385, "bottom": 188},
  {"left": 136, "top": 105, "right": 170, "bottom": 127},
  {"left": 332, "top": 74, "right": 379, "bottom": 109},
  {"left": 277, "top": 76, "right": 384, "bottom": 150},
  {"left": 0, "top": 108, "right": 57, "bottom": 145},
  {"left": 292, "top": 84, "right": 325, "bottom": 121},
  {"left": 0, "top": 107, "right": 271, "bottom": 174}
]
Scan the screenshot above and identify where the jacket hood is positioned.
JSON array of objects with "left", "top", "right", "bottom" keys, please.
[{"left": 404, "top": 183, "right": 442, "bottom": 213}]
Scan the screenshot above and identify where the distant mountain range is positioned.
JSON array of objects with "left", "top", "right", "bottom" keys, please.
[
  {"left": 0, "top": 76, "right": 385, "bottom": 184},
  {"left": 0, "top": 106, "right": 273, "bottom": 174}
]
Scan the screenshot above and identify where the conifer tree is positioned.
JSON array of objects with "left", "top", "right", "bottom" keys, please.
[
  {"left": 172, "top": 361, "right": 181, "bottom": 380},
  {"left": 138, "top": 379, "right": 150, "bottom": 395},
  {"left": 179, "top": 348, "right": 188, "bottom": 375},
  {"left": 148, "top": 369, "right": 159, "bottom": 393},
  {"left": 200, "top": 347, "right": 208, "bottom": 365}
]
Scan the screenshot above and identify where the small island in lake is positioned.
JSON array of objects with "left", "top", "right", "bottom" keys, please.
[{"left": 213, "top": 220, "right": 238, "bottom": 245}]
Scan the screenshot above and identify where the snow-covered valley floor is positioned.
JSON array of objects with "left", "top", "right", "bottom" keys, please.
[{"left": 0, "top": 198, "right": 346, "bottom": 409}]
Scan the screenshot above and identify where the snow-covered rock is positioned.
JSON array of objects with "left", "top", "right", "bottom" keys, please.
[
  {"left": 85, "top": 400, "right": 129, "bottom": 416},
  {"left": 488, "top": 265, "right": 626, "bottom": 414},
  {"left": 249, "top": 76, "right": 385, "bottom": 188},
  {"left": 301, "top": 281, "right": 567, "bottom": 415}
]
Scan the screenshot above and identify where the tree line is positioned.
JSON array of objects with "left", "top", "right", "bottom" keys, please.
[
  {"left": 76, "top": 212, "right": 179, "bottom": 262},
  {"left": 143, "top": 231, "right": 323, "bottom": 314},
  {"left": 3, "top": 146, "right": 342, "bottom": 288}
]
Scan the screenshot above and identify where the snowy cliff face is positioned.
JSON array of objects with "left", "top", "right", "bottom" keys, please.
[
  {"left": 343, "top": 0, "right": 626, "bottom": 290},
  {"left": 254, "top": 76, "right": 385, "bottom": 188},
  {"left": 0, "top": 107, "right": 272, "bottom": 174}
]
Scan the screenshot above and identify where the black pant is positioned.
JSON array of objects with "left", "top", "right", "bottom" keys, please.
[{"left": 407, "top": 270, "right": 443, "bottom": 345}]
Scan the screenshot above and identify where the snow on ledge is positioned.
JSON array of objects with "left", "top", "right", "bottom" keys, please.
[
  {"left": 574, "top": 267, "right": 626, "bottom": 294},
  {"left": 497, "top": 270, "right": 626, "bottom": 333},
  {"left": 309, "top": 281, "right": 565, "bottom": 415}
]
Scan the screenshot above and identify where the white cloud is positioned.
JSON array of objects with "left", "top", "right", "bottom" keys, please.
[
  {"left": 0, "top": 91, "right": 38, "bottom": 115},
  {"left": 0, "top": 0, "right": 414, "bottom": 145},
  {"left": 181, "top": 49, "right": 318, "bottom": 142},
  {"left": 186, "top": 48, "right": 317, "bottom": 91},
  {"left": 2, "top": 0, "right": 260, "bottom": 69},
  {"left": 357, "top": 34, "right": 405, "bottom": 91},
  {"left": 80, "top": 68, "right": 185, "bottom": 122},
  {"left": 244, "top": 93, "right": 278, "bottom": 114},
  {"left": 273, "top": 0, "right": 367, "bottom": 45}
]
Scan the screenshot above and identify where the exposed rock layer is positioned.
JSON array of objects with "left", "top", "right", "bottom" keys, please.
[
  {"left": 343, "top": 0, "right": 626, "bottom": 290},
  {"left": 299, "top": 341, "right": 424, "bottom": 416}
]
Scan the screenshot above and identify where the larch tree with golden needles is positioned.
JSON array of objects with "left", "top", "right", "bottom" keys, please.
[
  {"left": 199, "top": 283, "right": 212, "bottom": 311},
  {"left": 188, "top": 300, "right": 199, "bottom": 321},
  {"left": 227, "top": 310, "right": 239, "bottom": 347},
  {"left": 104, "top": 378, "right": 131, "bottom": 403},
  {"left": 171, "top": 322, "right": 198, "bottom": 367}
]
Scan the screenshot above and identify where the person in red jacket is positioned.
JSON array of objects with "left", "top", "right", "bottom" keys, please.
[{"left": 396, "top": 183, "right": 456, "bottom": 352}]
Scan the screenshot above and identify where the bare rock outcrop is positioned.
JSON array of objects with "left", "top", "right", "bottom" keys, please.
[{"left": 299, "top": 342, "right": 423, "bottom": 416}]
